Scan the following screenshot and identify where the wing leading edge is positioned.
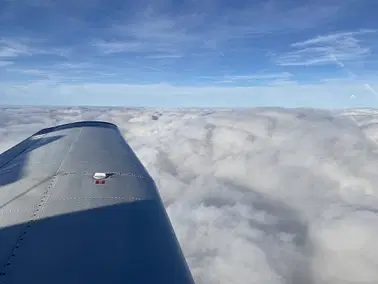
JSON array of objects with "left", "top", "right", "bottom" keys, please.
[{"left": 0, "top": 121, "right": 195, "bottom": 284}]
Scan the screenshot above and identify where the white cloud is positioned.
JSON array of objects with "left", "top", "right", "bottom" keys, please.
[
  {"left": 115, "top": 11, "right": 194, "bottom": 43},
  {"left": 277, "top": 30, "right": 376, "bottom": 66},
  {"left": 5, "top": 67, "right": 66, "bottom": 82},
  {"left": 291, "top": 30, "right": 375, "bottom": 48},
  {"left": 1, "top": 106, "right": 378, "bottom": 284},
  {"left": 92, "top": 39, "right": 184, "bottom": 59},
  {"left": 145, "top": 53, "right": 184, "bottom": 59},
  {"left": 0, "top": 37, "right": 70, "bottom": 60},
  {"left": 57, "top": 62, "right": 93, "bottom": 69},
  {"left": 18, "top": 68, "right": 45, "bottom": 75},
  {"left": 92, "top": 40, "right": 146, "bottom": 54},
  {"left": 0, "top": 60, "right": 13, "bottom": 66},
  {"left": 224, "top": 72, "right": 294, "bottom": 81},
  {"left": 197, "top": 72, "right": 296, "bottom": 85},
  {"left": 0, "top": 38, "right": 32, "bottom": 58},
  {"left": 4, "top": 62, "right": 119, "bottom": 84}
]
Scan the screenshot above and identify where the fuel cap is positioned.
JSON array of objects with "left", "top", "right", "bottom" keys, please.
[{"left": 93, "top": 172, "right": 107, "bottom": 180}]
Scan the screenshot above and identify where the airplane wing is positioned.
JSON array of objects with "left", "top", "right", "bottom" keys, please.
[{"left": 0, "top": 121, "right": 195, "bottom": 284}]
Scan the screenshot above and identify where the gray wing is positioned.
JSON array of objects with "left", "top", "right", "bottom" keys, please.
[{"left": 0, "top": 121, "right": 195, "bottom": 284}]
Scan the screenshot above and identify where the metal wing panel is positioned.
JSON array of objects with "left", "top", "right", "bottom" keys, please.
[
  {"left": 0, "top": 121, "right": 195, "bottom": 284},
  {"left": 58, "top": 126, "right": 150, "bottom": 175}
]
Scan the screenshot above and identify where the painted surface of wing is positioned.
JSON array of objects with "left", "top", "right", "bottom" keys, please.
[{"left": 0, "top": 121, "right": 195, "bottom": 284}]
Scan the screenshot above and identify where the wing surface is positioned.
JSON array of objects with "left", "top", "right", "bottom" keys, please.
[{"left": 0, "top": 121, "right": 195, "bottom": 284}]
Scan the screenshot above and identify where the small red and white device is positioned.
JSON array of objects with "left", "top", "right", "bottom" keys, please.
[{"left": 93, "top": 172, "right": 107, "bottom": 184}]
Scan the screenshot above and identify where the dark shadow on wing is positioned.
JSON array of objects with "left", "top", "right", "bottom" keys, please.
[
  {"left": 0, "top": 135, "right": 64, "bottom": 186},
  {"left": 0, "top": 200, "right": 195, "bottom": 284}
]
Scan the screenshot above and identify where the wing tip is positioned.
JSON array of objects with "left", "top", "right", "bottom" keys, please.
[{"left": 34, "top": 121, "right": 118, "bottom": 135}]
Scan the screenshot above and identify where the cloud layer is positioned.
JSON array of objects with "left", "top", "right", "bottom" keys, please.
[{"left": 1, "top": 106, "right": 378, "bottom": 283}]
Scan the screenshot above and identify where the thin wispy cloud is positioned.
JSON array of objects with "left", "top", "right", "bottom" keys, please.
[
  {"left": 92, "top": 40, "right": 146, "bottom": 54},
  {"left": 145, "top": 54, "right": 184, "bottom": 59},
  {"left": 0, "top": 38, "right": 32, "bottom": 58},
  {"left": 277, "top": 29, "right": 376, "bottom": 66},
  {"left": 0, "top": 37, "right": 70, "bottom": 61},
  {"left": 0, "top": 60, "right": 13, "bottom": 67},
  {"left": 56, "top": 62, "right": 93, "bottom": 70},
  {"left": 224, "top": 72, "right": 294, "bottom": 81},
  {"left": 198, "top": 72, "right": 295, "bottom": 85},
  {"left": 292, "top": 29, "right": 376, "bottom": 48}
]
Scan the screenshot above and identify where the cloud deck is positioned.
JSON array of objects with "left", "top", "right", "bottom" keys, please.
[{"left": 0, "top": 106, "right": 377, "bottom": 284}]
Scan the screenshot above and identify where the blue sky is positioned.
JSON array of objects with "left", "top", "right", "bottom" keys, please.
[{"left": 0, "top": 0, "right": 378, "bottom": 108}]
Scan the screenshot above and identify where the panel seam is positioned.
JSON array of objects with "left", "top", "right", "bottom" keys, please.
[
  {"left": 37, "top": 127, "right": 83, "bottom": 219},
  {"left": 58, "top": 196, "right": 144, "bottom": 201}
]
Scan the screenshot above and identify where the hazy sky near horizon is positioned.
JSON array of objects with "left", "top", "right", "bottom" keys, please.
[{"left": 1, "top": 0, "right": 378, "bottom": 108}]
